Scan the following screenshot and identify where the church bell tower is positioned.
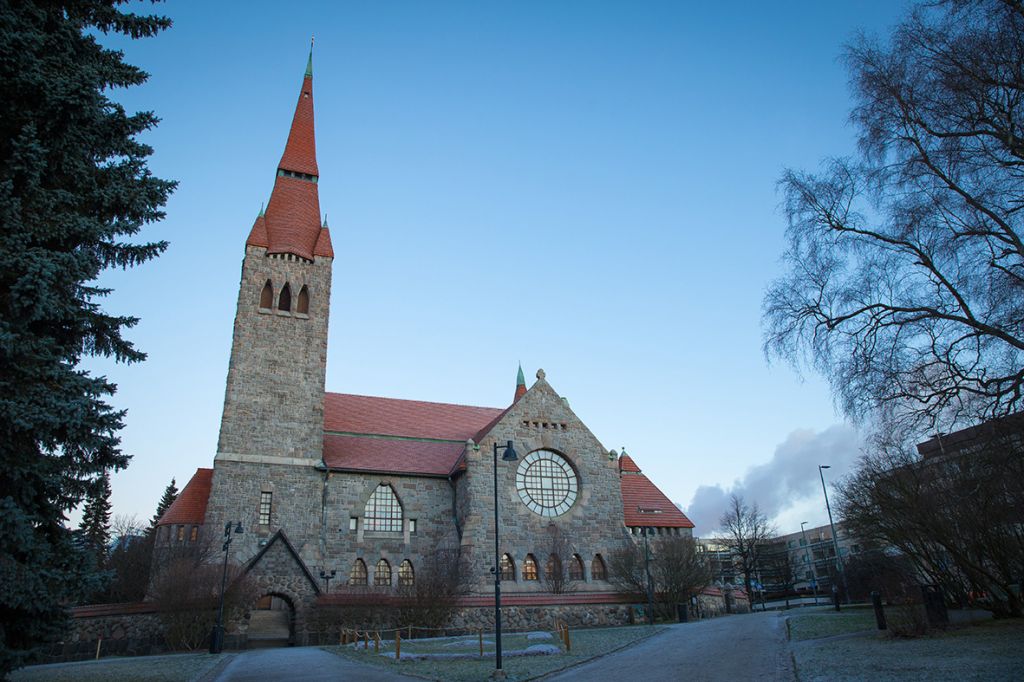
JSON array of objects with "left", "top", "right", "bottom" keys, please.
[{"left": 216, "top": 47, "right": 333, "bottom": 465}]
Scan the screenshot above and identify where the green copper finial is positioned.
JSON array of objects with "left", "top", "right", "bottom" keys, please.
[
  {"left": 322, "top": 213, "right": 328, "bottom": 228},
  {"left": 305, "top": 35, "right": 314, "bottom": 77},
  {"left": 258, "top": 202, "right": 264, "bottom": 217},
  {"left": 516, "top": 363, "right": 526, "bottom": 386}
]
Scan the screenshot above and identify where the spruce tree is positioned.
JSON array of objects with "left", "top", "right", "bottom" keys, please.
[
  {"left": 0, "top": 1, "right": 173, "bottom": 673},
  {"left": 79, "top": 473, "right": 113, "bottom": 570},
  {"left": 148, "top": 478, "right": 178, "bottom": 535}
]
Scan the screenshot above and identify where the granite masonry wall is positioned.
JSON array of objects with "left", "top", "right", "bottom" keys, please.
[{"left": 458, "top": 372, "right": 634, "bottom": 594}]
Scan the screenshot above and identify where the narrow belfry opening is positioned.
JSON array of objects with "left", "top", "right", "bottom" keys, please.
[
  {"left": 259, "top": 280, "right": 273, "bottom": 309},
  {"left": 279, "top": 283, "right": 292, "bottom": 312},
  {"left": 297, "top": 285, "right": 309, "bottom": 314}
]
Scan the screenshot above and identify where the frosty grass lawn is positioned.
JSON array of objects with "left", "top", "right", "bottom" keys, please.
[
  {"left": 11, "top": 651, "right": 228, "bottom": 682},
  {"left": 325, "top": 624, "right": 665, "bottom": 681},
  {"left": 789, "top": 608, "right": 1024, "bottom": 682}
]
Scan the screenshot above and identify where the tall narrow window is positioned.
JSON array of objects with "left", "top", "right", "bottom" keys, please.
[
  {"left": 569, "top": 554, "right": 584, "bottom": 581},
  {"left": 176, "top": 525, "right": 184, "bottom": 542},
  {"left": 364, "top": 484, "right": 403, "bottom": 532},
  {"left": 500, "top": 553, "right": 516, "bottom": 581},
  {"left": 591, "top": 554, "right": 607, "bottom": 581},
  {"left": 259, "top": 280, "right": 274, "bottom": 309},
  {"left": 297, "top": 285, "right": 309, "bottom": 314},
  {"left": 278, "top": 283, "right": 291, "bottom": 311},
  {"left": 374, "top": 559, "right": 392, "bottom": 587},
  {"left": 398, "top": 560, "right": 415, "bottom": 587},
  {"left": 349, "top": 558, "right": 368, "bottom": 586},
  {"left": 546, "top": 554, "right": 562, "bottom": 579},
  {"left": 259, "top": 491, "right": 272, "bottom": 525},
  {"left": 190, "top": 526, "right": 199, "bottom": 543},
  {"left": 522, "top": 554, "right": 539, "bottom": 581}
]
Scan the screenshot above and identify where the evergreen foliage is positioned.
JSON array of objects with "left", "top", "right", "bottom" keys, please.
[
  {"left": 0, "top": 1, "right": 173, "bottom": 673},
  {"left": 148, "top": 478, "right": 178, "bottom": 535},
  {"left": 78, "top": 472, "right": 113, "bottom": 570}
]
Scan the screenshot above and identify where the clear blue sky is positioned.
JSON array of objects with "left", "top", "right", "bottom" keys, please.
[{"left": 87, "top": 1, "right": 910, "bottom": 535}]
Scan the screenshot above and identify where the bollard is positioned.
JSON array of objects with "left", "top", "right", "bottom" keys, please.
[
  {"left": 479, "top": 629, "right": 483, "bottom": 657},
  {"left": 408, "top": 624, "right": 412, "bottom": 640},
  {"left": 871, "top": 591, "right": 887, "bottom": 630},
  {"left": 832, "top": 585, "right": 841, "bottom": 612},
  {"left": 364, "top": 632, "right": 369, "bottom": 650},
  {"left": 95, "top": 637, "right": 102, "bottom": 660},
  {"left": 564, "top": 625, "right": 571, "bottom": 652},
  {"left": 396, "top": 630, "right": 401, "bottom": 661}
]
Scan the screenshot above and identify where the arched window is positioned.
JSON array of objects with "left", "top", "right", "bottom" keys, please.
[
  {"left": 500, "top": 553, "right": 516, "bottom": 581},
  {"left": 522, "top": 554, "right": 539, "bottom": 581},
  {"left": 546, "top": 553, "right": 562, "bottom": 579},
  {"left": 259, "top": 280, "right": 273, "bottom": 309},
  {"left": 297, "top": 285, "right": 309, "bottom": 314},
  {"left": 569, "top": 554, "right": 584, "bottom": 581},
  {"left": 364, "top": 484, "right": 403, "bottom": 532},
  {"left": 349, "top": 558, "right": 368, "bottom": 586},
  {"left": 278, "top": 283, "right": 291, "bottom": 311},
  {"left": 591, "top": 554, "right": 607, "bottom": 581},
  {"left": 398, "top": 560, "right": 414, "bottom": 587},
  {"left": 374, "top": 559, "right": 392, "bottom": 587}
]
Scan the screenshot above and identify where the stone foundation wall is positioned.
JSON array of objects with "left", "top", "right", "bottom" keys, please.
[{"left": 40, "top": 607, "right": 166, "bottom": 663}]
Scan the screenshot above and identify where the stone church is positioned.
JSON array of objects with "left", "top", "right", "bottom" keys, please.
[{"left": 155, "top": 51, "right": 693, "bottom": 642}]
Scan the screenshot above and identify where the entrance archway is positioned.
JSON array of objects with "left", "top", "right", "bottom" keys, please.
[{"left": 247, "top": 593, "right": 294, "bottom": 648}]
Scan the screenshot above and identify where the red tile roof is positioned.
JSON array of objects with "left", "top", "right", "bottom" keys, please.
[
  {"left": 323, "top": 434, "right": 465, "bottom": 476},
  {"left": 157, "top": 468, "right": 213, "bottom": 527},
  {"left": 620, "top": 456, "right": 694, "bottom": 528},
  {"left": 246, "top": 65, "right": 326, "bottom": 261},
  {"left": 324, "top": 392, "right": 503, "bottom": 441},
  {"left": 278, "top": 74, "right": 318, "bottom": 177},
  {"left": 259, "top": 175, "right": 323, "bottom": 260},
  {"left": 618, "top": 454, "right": 641, "bottom": 473}
]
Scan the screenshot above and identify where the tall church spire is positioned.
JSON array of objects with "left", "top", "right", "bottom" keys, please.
[
  {"left": 514, "top": 363, "right": 527, "bottom": 402},
  {"left": 246, "top": 44, "right": 332, "bottom": 260}
]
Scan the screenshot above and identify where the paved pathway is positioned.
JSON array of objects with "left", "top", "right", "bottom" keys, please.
[
  {"left": 212, "top": 646, "right": 420, "bottom": 682},
  {"left": 546, "top": 611, "right": 795, "bottom": 682}
]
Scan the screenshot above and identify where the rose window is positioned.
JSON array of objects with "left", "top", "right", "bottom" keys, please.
[{"left": 515, "top": 450, "right": 578, "bottom": 517}]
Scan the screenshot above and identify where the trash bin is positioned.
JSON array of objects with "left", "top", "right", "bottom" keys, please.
[{"left": 676, "top": 603, "right": 688, "bottom": 623}]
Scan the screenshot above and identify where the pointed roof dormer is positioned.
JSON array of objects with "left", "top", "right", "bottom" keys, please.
[
  {"left": 514, "top": 363, "right": 527, "bottom": 403},
  {"left": 247, "top": 43, "right": 329, "bottom": 261}
]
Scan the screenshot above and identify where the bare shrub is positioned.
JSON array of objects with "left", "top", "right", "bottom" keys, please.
[
  {"left": 397, "top": 549, "right": 471, "bottom": 632},
  {"left": 541, "top": 525, "right": 575, "bottom": 595},
  {"left": 887, "top": 597, "right": 929, "bottom": 638},
  {"left": 150, "top": 559, "right": 255, "bottom": 651}
]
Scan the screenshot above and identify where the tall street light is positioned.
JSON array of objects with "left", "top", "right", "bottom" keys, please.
[
  {"left": 209, "top": 520, "right": 243, "bottom": 654},
  {"left": 637, "top": 512, "right": 657, "bottom": 626},
  {"left": 800, "top": 521, "right": 819, "bottom": 605},
  {"left": 818, "top": 465, "right": 849, "bottom": 604},
  {"left": 492, "top": 439, "right": 518, "bottom": 678}
]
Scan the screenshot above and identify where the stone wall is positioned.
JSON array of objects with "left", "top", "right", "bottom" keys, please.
[
  {"left": 39, "top": 605, "right": 165, "bottom": 663},
  {"left": 215, "top": 245, "right": 332, "bottom": 460},
  {"left": 459, "top": 372, "right": 634, "bottom": 593}
]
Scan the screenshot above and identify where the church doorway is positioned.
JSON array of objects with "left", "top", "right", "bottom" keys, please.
[{"left": 247, "top": 593, "right": 294, "bottom": 648}]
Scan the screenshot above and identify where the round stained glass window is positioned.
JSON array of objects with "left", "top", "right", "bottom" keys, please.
[{"left": 515, "top": 450, "right": 578, "bottom": 517}]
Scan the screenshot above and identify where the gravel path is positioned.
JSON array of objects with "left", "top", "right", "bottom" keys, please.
[
  {"left": 212, "top": 646, "right": 421, "bottom": 682},
  {"left": 545, "top": 612, "right": 794, "bottom": 682}
]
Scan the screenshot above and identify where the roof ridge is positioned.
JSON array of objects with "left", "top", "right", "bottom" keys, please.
[{"left": 325, "top": 391, "right": 502, "bottom": 413}]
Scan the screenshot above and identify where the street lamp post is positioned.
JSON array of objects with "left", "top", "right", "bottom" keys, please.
[
  {"left": 818, "top": 465, "right": 849, "bottom": 604},
  {"left": 640, "top": 525, "right": 655, "bottom": 625},
  {"left": 209, "top": 521, "right": 243, "bottom": 654},
  {"left": 800, "top": 521, "right": 820, "bottom": 606},
  {"left": 492, "top": 440, "right": 518, "bottom": 678},
  {"left": 319, "top": 569, "right": 337, "bottom": 594}
]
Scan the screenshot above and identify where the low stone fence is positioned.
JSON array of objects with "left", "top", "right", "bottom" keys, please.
[{"left": 41, "top": 602, "right": 167, "bottom": 663}]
